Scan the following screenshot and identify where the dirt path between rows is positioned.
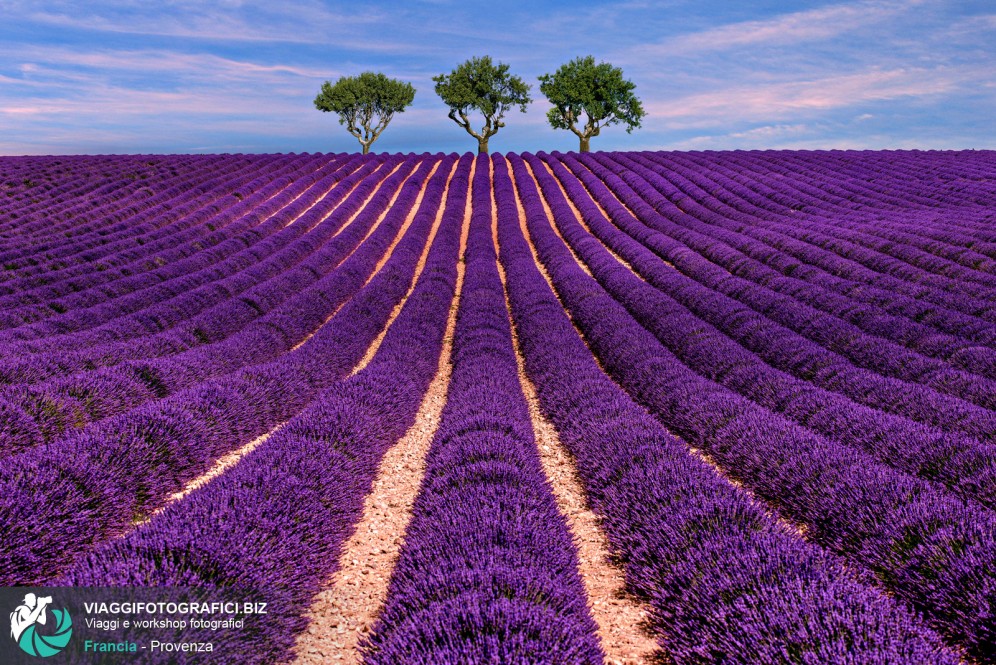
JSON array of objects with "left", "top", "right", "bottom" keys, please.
[
  {"left": 350, "top": 159, "right": 450, "bottom": 375},
  {"left": 534, "top": 158, "right": 648, "bottom": 280},
  {"left": 504, "top": 160, "right": 659, "bottom": 665},
  {"left": 288, "top": 159, "right": 471, "bottom": 665},
  {"left": 122, "top": 164, "right": 410, "bottom": 530},
  {"left": 289, "top": 160, "right": 425, "bottom": 352},
  {"left": 132, "top": 162, "right": 422, "bottom": 529},
  {"left": 536, "top": 157, "right": 811, "bottom": 543}
]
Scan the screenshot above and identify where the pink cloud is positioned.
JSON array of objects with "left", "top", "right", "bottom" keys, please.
[
  {"left": 644, "top": 67, "right": 958, "bottom": 128},
  {"left": 647, "top": 0, "right": 926, "bottom": 54}
]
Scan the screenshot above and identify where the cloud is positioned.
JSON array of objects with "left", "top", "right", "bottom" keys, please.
[
  {"left": 0, "top": 0, "right": 993, "bottom": 153},
  {"left": 10, "top": 0, "right": 428, "bottom": 55},
  {"left": 729, "top": 124, "right": 809, "bottom": 140},
  {"left": 647, "top": 0, "right": 925, "bottom": 54},
  {"left": 0, "top": 45, "right": 331, "bottom": 143},
  {"left": 668, "top": 133, "right": 984, "bottom": 151},
  {"left": 59, "top": 49, "right": 329, "bottom": 81},
  {"left": 0, "top": 105, "right": 46, "bottom": 115},
  {"left": 20, "top": 1, "right": 376, "bottom": 42},
  {"left": 644, "top": 67, "right": 959, "bottom": 128}
]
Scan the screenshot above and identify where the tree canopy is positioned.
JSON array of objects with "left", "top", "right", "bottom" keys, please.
[
  {"left": 433, "top": 56, "right": 531, "bottom": 154},
  {"left": 538, "top": 56, "right": 645, "bottom": 152},
  {"left": 314, "top": 72, "right": 415, "bottom": 154}
]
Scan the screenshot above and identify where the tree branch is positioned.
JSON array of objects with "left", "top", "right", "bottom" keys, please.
[
  {"left": 371, "top": 112, "right": 393, "bottom": 142},
  {"left": 457, "top": 110, "right": 484, "bottom": 140},
  {"left": 344, "top": 110, "right": 362, "bottom": 140},
  {"left": 447, "top": 108, "right": 468, "bottom": 131}
]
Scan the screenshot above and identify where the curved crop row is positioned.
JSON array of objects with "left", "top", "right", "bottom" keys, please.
[
  {"left": 0, "top": 153, "right": 349, "bottom": 314},
  {"left": 624, "top": 151, "right": 996, "bottom": 350},
  {"left": 494, "top": 154, "right": 957, "bottom": 664},
  {"left": 0, "top": 156, "right": 427, "bottom": 453},
  {"left": 531, "top": 153, "right": 996, "bottom": 506},
  {"left": 0, "top": 154, "right": 348, "bottom": 335},
  {"left": 0, "top": 154, "right": 380, "bottom": 358},
  {"left": 363, "top": 156, "right": 603, "bottom": 665},
  {"left": 58, "top": 154, "right": 470, "bottom": 665},
  {"left": 700, "top": 151, "right": 996, "bottom": 286},
  {"left": 566, "top": 153, "right": 996, "bottom": 415},
  {"left": 699, "top": 151, "right": 996, "bottom": 269},
  {"left": 642, "top": 151, "right": 996, "bottom": 320},
  {"left": 506, "top": 152, "right": 996, "bottom": 662},
  {"left": 0, "top": 155, "right": 230, "bottom": 248},
  {"left": 595, "top": 152, "right": 996, "bottom": 374},
  {"left": 0, "top": 154, "right": 456, "bottom": 585},
  {"left": 0, "top": 155, "right": 299, "bottom": 284}
]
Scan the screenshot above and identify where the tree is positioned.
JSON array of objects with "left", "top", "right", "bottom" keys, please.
[
  {"left": 314, "top": 72, "right": 415, "bottom": 154},
  {"left": 538, "top": 56, "right": 645, "bottom": 152},
  {"left": 433, "top": 56, "right": 531, "bottom": 155}
]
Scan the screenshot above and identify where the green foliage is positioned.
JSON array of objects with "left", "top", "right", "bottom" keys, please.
[
  {"left": 538, "top": 56, "right": 645, "bottom": 151},
  {"left": 314, "top": 72, "right": 415, "bottom": 153},
  {"left": 432, "top": 56, "right": 532, "bottom": 153}
]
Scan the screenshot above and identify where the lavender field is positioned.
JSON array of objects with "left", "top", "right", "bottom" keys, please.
[{"left": 1, "top": 149, "right": 995, "bottom": 664}]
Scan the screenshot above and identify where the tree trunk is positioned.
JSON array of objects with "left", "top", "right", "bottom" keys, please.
[
  {"left": 477, "top": 137, "right": 489, "bottom": 155},
  {"left": 361, "top": 142, "right": 370, "bottom": 155},
  {"left": 579, "top": 136, "right": 591, "bottom": 153}
]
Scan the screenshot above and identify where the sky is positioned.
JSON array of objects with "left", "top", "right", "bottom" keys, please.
[{"left": 0, "top": 0, "right": 994, "bottom": 155}]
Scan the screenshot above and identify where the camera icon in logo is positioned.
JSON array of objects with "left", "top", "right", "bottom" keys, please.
[{"left": 10, "top": 593, "right": 73, "bottom": 658}]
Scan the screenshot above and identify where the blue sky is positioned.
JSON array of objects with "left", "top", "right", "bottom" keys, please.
[{"left": 0, "top": 0, "right": 994, "bottom": 155}]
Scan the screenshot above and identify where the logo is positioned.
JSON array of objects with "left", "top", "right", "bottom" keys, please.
[{"left": 10, "top": 594, "right": 73, "bottom": 658}]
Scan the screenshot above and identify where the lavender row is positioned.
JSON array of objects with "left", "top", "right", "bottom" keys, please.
[
  {"left": 0, "top": 155, "right": 222, "bottom": 246},
  {"left": 828, "top": 211, "right": 996, "bottom": 262},
  {"left": 0, "top": 155, "right": 296, "bottom": 255},
  {"left": 553, "top": 153, "right": 996, "bottom": 441},
  {"left": 0, "top": 155, "right": 426, "bottom": 453},
  {"left": 0, "top": 155, "right": 218, "bottom": 236},
  {"left": 685, "top": 150, "right": 976, "bottom": 227},
  {"left": 534, "top": 153, "right": 996, "bottom": 506},
  {"left": 0, "top": 154, "right": 456, "bottom": 585},
  {"left": 0, "top": 157, "right": 373, "bottom": 384},
  {"left": 610, "top": 149, "right": 996, "bottom": 340},
  {"left": 1, "top": 158, "right": 236, "bottom": 279},
  {"left": 0, "top": 155, "right": 390, "bottom": 390},
  {"left": 596, "top": 152, "right": 996, "bottom": 375},
  {"left": 0, "top": 154, "right": 344, "bottom": 333},
  {"left": 640, "top": 151, "right": 996, "bottom": 321},
  {"left": 634, "top": 149, "right": 996, "bottom": 311},
  {"left": 619, "top": 151, "right": 996, "bottom": 351},
  {"left": 0, "top": 153, "right": 382, "bottom": 356},
  {"left": 701, "top": 151, "right": 996, "bottom": 283},
  {"left": 498, "top": 154, "right": 957, "bottom": 664},
  {"left": 0, "top": 155, "right": 131, "bottom": 236},
  {"left": 0, "top": 157, "right": 178, "bottom": 248},
  {"left": 0, "top": 153, "right": 338, "bottom": 308},
  {"left": 714, "top": 150, "right": 994, "bottom": 212},
  {"left": 0, "top": 154, "right": 326, "bottom": 296},
  {"left": 706, "top": 151, "right": 996, "bottom": 269},
  {"left": 567, "top": 153, "right": 996, "bottom": 415},
  {"left": 0, "top": 165, "right": 326, "bottom": 334},
  {"left": 0, "top": 154, "right": 314, "bottom": 314},
  {"left": 363, "top": 155, "right": 602, "bottom": 665},
  {"left": 0, "top": 153, "right": 376, "bottom": 360},
  {"left": 57, "top": 155, "right": 469, "bottom": 665},
  {"left": 509, "top": 153, "right": 996, "bottom": 662},
  {"left": 0, "top": 155, "right": 296, "bottom": 282},
  {"left": 794, "top": 150, "right": 996, "bottom": 211},
  {"left": 575, "top": 152, "right": 996, "bottom": 418},
  {"left": 697, "top": 149, "right": 996, "bottom": 235}
]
